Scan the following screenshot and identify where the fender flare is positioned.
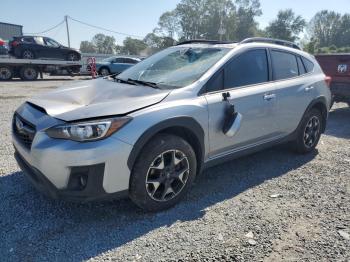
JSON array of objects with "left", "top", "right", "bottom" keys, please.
[
  {"left": 127, "top": 117, "right": 205, "bottom": 171},
  {"left": 299, "top": 96, "right": 329, "bottom": 134}
]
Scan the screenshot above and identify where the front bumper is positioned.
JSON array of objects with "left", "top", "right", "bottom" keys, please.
[
  {"left": 15, "top": 151, "right": 127, "bottom": 201},
  {"left": 331, "top": 82, "right": 350, "bottom": 102},
  {"left": 12, "top": 103, "right": 134, "bottom": 202}
]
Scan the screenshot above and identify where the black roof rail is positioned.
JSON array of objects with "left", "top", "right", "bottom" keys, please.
[
  {"left": 240, "top": 37, "right": 301, "bottom": 50},
  {"left": 177, "top": 39, "right": 237, "bottom": 46}
]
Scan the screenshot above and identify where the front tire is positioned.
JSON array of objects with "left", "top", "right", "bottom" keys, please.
[
  {"left": 67, "top": 52, "right": 80, "bottom": 61},
  {"left": 129, "top": 134, "right": 197, "bottom": 212},
  {"left": 293, "top": 109, "right": 323, "bottom": 154}
]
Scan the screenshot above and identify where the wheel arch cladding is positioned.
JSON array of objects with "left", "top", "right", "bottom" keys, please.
[
  {"left": 306, "top": 96, "right": 328, "bottom": 133},
  {"left": 127, "top": 117, "right": 205, "bottom": 174}
]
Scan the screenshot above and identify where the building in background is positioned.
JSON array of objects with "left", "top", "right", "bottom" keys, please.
[{"left": 0, "top": 22, "right": 23, "bottom": 40}]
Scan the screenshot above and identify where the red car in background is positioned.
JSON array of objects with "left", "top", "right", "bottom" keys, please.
[
  {"left": 316, "top": 54, "right": 350, "bottom": 107},
  {"left": 0, "top": 38, "right": 8, "bottom": 55}
]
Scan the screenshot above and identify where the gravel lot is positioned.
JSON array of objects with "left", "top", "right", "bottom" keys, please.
[{"left": 0, "top": 77, "right": 349, "bottom": 262}]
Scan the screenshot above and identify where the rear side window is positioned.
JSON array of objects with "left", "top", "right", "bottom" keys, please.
[
  {"left": 34, "top": 37, "right": 45, "bottom": 45},
  {"left": 21, "top": 37, "right": 35, "bottom": 43},
  {"left": 114, "top": 58, "right": 124, "bottom": 63},
  {"left": 225, "top": 49, "right": 269, "bottom": 88},
  {"left": 124, "top": 58, "right": 138, "bottom": 64},
  {"left": 297, "top": 56, "right": 306, "bottom": 75},
  {"left": 301, "top": 57, "right": 314, "bottom": 73},
  {"left": 271, "top": 50, "right": 298, "bottom": 80}
]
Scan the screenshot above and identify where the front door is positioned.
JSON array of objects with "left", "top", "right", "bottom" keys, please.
[
  {"left": 204, "top": 49, "right": 279, "bottom": 158},
  {"left": 43, "top": 37, "right": 62, "bottom": 59}
]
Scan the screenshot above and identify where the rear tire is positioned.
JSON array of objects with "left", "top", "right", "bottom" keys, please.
[
  {"left": 0, "top": 66, "right": 13, "bottom": 80},
  {"left": 129, "top": 134, "right": 197, "bottom": 212},
  {"left": 292, "top": 109, "right": 323, "bottom": 154},
  {"left": 22, "top": 50, "right": 35, "bottom": 59},
  {"left": 20, "top": 66, "right": 38, "bottom": 81}
]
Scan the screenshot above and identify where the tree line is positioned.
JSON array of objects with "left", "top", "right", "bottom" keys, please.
[{"left": 80, "top": 0, "right": 350, "bottom": 55}]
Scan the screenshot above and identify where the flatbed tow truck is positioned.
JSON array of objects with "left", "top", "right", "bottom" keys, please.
[{"left": 0, "top": 55, "right": 82, "bottom": 81}]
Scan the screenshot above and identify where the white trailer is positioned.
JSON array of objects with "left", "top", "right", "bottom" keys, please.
[{"left": 0, "top": 56, "right": 82, "bottom": 80}]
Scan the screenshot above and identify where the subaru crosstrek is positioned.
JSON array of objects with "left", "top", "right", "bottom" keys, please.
[{"left": 12, "top": 38, "right": 331, "bottom": 211}]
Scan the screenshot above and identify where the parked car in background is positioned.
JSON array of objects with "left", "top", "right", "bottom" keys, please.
[
  {"left": 0, "top": 38, "right": 8, "bottom": 55},
  {"left": 95, "top": 56, "right": 141, "bottom": 76},
  {"left": 316, "top": 54, "right": 350, "bottom": 107},
  {"left": 8, "top": 36, "right": 81, "bottom": 61},
  {"left": 12, "top": 38, "right": 331, "bottom": 211}
]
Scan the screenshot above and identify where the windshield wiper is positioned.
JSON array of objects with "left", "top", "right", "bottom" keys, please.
[
  {"left": 115, "top": 77, "right": 136, "bottom": 85},
  {"left": 115, "top": 77, "right": 161, "bottom": 89},
  {"left": 127, "top": 78, "right": 161, "bottom": 89}
]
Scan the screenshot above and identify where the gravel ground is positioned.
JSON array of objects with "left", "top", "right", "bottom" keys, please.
[{"left": 0, "top": 77, "right": 349, "bottom": 262}]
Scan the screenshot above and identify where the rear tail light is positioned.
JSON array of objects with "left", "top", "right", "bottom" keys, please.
[
  {"left": 0, "top": 40, "right": 4, "bottom": 46},
  {"left": 325, "top": 76, "right": 332, "bottom": 88},
  {"left": 11, "top": 41, "right": 19, "bottom": 47}
]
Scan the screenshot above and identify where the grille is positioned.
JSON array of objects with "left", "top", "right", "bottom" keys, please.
[{"left": 13, "top": 114, "right": 36, "bottom": 150}]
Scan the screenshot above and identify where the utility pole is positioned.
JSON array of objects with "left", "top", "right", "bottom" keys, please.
[
  {"left": 65, "top": 15, "right": 71, "bottom": 47},
  {"left": 218, "top": 3, "right": 226, "bottom": 41}
]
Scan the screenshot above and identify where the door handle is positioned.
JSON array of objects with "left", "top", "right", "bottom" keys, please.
[
  {"left": 263, "top": 93, "right": 276, "bottom": 101},
  {"left": 305, "top": 86, "right": 314, "bottom": 92}
]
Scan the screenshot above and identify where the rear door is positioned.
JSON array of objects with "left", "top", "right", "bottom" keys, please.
[
  {"left": 110, "top": 57, "right": 128, "bottom": 73},
  {"left": 204, "top": 48, "right": 279, "bottom": 158},
  {"left": 18, "top": 37, "right": 37, "bottom": 56},
  {"left": 32, "top": 37, "right": 47, "bottom": 58},
  {"left": 271, "top": 49, "right": 315, "bottom": 135}
]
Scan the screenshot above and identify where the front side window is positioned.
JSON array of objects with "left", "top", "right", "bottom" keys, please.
[
  {"left": 118, "top": 46, "right": 230, "bottom": 89},
  {"left": 225, "top": 49, "right": 269, "bottom": 89},
  {"left": 206, "top": 70, "right": 224, "bottom": 93},
  {"left": 271, "top": 50, "right": 298, "bottom": 80}
]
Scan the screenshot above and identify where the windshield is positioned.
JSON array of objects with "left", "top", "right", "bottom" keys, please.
[{"left": 118, "top": 46, "right": 230, "bottom": 89}]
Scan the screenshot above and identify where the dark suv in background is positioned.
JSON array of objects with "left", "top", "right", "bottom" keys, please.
[{"left": 9, "top": 36, "right": 81, "bottom": 61}]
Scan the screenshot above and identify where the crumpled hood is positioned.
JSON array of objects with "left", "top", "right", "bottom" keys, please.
[{"left": 28, "top": 78, "right": 170, "bottom": 121}]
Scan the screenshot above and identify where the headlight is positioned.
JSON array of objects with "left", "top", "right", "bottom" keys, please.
[{"left": 46, "top": 117, "right": 131, "bottom": 142}]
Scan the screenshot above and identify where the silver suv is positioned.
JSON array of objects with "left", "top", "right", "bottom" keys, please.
[{"left": 12, "top": 38, "right": 331, "bottom": 211}]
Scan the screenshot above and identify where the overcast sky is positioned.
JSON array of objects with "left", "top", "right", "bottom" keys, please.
[{"left": 1, "top": 0, "right": 349, "bottom": 48}]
